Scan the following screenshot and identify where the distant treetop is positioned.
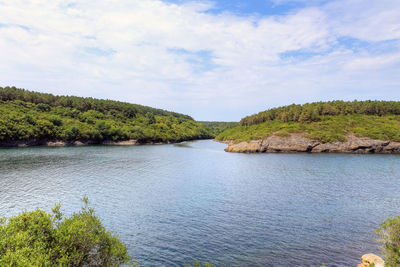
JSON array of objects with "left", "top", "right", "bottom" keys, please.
[
  {"left": 240, "top": 100, "right": 400, "bottom": 126},
  {"left": 0, "top": 86, "right": 193, "bottom": 120},
  {"left": 0, "top": 86, "right": 213, "bottom": 143}
]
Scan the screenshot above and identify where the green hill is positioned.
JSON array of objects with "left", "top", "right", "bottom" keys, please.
[
  {"left": 199, "top": 121, "right": 238, "bottom": 136},
  {"left": 0, "top": 86, "right": 213, "bottom": 145},
  {"left": 216, "top": 101, "right": 400, "bottom": 143}
]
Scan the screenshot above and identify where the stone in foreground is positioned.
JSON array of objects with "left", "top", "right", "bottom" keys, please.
[{"left": 357, "top": 253, "right": 384, "bottom": 267}]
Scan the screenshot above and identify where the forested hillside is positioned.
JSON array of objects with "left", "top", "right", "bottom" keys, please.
[
  {"left": 0, "top": 86, "right": 213, "bottom": 144},
  {"left": 240, "top": 100, "right": 400, "bottom": 125},
  {"left": 217, "top": 101, "right": 400, "bottom": 143},
  {"left": 199, "top": 121, "right": 238, "bottom": 136}
]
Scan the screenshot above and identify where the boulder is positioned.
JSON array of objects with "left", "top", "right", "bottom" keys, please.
[
  {"left": 358, "top": 253, "right": 384, "bottom": 267},
  {"left": 102, "top": 139, "right": 138, "bottom": 146},
  {"left": 225, "top": 140, "right": 263, "bottom": 153},
  {"left": 46, "top": 141, "right": 67, "bottom": 147}
]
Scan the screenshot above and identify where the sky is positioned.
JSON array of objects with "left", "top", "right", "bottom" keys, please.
[{"left": 0, "top": 0, "right": 399, "bottom": 121}]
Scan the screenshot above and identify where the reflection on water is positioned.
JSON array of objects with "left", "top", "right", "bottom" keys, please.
[
  {"left": 1, "top": 140, "right": 400, "bottom": 266},
  {"left": 173, "top": 142, "right": 194, "bottom": 148}
]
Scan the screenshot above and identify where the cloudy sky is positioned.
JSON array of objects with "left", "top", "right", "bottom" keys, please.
[{"left": 1, "top": 0, "right": 399, "bottom": 121}]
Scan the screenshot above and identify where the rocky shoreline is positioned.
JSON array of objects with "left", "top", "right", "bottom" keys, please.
[
  {"left": 0, "top": 139, "right": 171, "bottom": 148},
  {"left": 223, "top": 133, "right": 400, "bottom": 154},
  {"left": 357, "top": 254, "right": 384, "bottom": 267}
]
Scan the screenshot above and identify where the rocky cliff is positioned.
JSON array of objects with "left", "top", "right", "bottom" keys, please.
[{"left": 224, "top": 134, "right": 400, "bottom": 154}]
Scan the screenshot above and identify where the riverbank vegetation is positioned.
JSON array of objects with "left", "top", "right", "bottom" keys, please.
[
  {"left": 0, "top": 198, "right": 213, "bottom": 267},
  {"left": 376, "top": 216, "right": 400, "bottom": 266},
  {"left": 0, "top": 198, "right": 131, "bottom": 266},
  {"left": 216, "top": 101, "right": 400, "bottom": 143},
  {"left": 199, "top": 121, "right": 238, "bottom": 136},
  {"left": 0, "top": 86, "right": 214, "bottom": 144}
]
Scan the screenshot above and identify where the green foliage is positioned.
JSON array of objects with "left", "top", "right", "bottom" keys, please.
[
  {"left": 146, "top": 112, "right": 156, "bottom": 124},
  {"left": 199, "top": 121, "right": 238, "bottom": 136},
  {"left": 0, "top": 86, "right": 192, "bottom": 119},
  {"left": 275, "top": 129, "right": 291, "bottom": 137},
  {"left": 240, "top": 100, "right": 400, "bottom": 126},
  {"left": 217, "top": 101, "right": 400, "bottom": 143},
  {"left": 0, "top": 86, "right": 214, "bottom": 143},
  {"left": 0, "top": 198, "right": 131, "bottom": 266},
  {"left": 184, "top": 260, "right": 213, "bottom": 267},
  {"left": 36, "top": 103, "right": 51, "bottom": 112},
  {"left": 376, "top": 216, "right": 400, "bottom": 266}
]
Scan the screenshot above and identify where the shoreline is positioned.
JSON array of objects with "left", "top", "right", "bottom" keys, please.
[
  {"left": 0, "top": 139, "right": 187, "bottom": 148},
  {"left": 221, "top": 134, "right": 400, "bottom": 154}
]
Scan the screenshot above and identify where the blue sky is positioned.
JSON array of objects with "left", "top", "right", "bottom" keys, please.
[
  {"left": 0, "top": 0, "right": 399, "bottom": 121},
  {"left": 165, "top": 0, "right": 331, "bottom": 16}
]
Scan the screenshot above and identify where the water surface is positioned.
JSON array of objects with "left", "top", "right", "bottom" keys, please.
[{"left": 1, "top": 140, "right": 399, "bottom": 266}]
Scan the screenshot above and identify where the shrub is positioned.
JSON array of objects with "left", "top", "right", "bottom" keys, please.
[
  {"left": 185, "top": 260, "right": 213, "bottom": 267},
  {"left": 0, "top": 197, "right": 132, "bottom": 266},
  {"left": 376, "top": 216, "right": 400, "bottom": 266},
  {"left": 48, "top": 115, "right": 63, "bottom": 126},
  {"left": 36, "top": 103, "right": 51, "bottom": 112},
  {"left": 275, "top": 130, "right": 290, "bottom": 137}
]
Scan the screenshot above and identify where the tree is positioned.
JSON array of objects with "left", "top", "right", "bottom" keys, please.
[
  {"left": 0, "top": 86, "right": 215, "bottom": 143},
  {"left": 376, "top": 216, "right": 400, "bottom": 266},
  {"left": 185, "top": 261, "right": 213, "bottom": 267},
  {"left": 0, "top": 198, "right": 132, "bottom": 266},
  {"left": 146, "top": 112, "right": 156, "bottom": 124}
]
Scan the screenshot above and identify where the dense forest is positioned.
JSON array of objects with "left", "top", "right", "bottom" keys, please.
[
  {"left": 0, "top": 86, "right": 215, "bottom": 144},
  {"left": 199, "top": 121, "right": 238, "bottom": 136},
  {"left": 240, "top": 100, "right": 400, "bottom": 125},
  {"left": 217, "top": 101, "right": 400, "bottom": 143}
]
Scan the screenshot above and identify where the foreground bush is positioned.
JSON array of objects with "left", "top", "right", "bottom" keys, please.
[
  {"left": 376, "top": 216, "right": 400, "bottom": 266},
  {"left": 185, "top": 261, "right": 212, "bottom": 267},
  {"left": 0, "top": 197, "right": 131, "bottom": 266}
]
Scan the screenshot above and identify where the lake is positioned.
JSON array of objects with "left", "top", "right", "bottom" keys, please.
[{"left": 1, "top": 140, "right": 399, "bottom": 266}]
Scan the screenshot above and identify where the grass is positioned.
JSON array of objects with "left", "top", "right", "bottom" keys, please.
[{"left": 216, "top": 114, "right": 400, "bottom": 143}]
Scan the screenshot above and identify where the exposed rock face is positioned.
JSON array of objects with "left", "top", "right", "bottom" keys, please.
[
  {"left": 224, "top": 134, "right": 400, "bottom": 154},
  {"left": 357, "top": 253, "right": 384, "bottom": 267},
  {"left": 46, "top": 141, "right": 69, "bottom": 147}
]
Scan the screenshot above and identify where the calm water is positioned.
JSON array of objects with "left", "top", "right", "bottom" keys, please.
[{"left": 1, "top": 140, "right": 400, "bottom": 266}]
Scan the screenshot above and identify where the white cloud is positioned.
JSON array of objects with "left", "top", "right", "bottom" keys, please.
[
  {"left": 0, "top": 0, "right": 399, "bottom": 120},
  {"left": 324, "top": 0, "right": 400, "bottom": 42}
]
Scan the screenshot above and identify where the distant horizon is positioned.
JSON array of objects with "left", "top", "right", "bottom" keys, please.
[{"left": 1, "top": 0, "right": 399, "bottom": 121}]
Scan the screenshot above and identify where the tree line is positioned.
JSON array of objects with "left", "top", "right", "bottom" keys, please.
[
  {"left": 199, "top": 121, "right": 238, "bottom": 136},
  {"left": 240, "top": 100, "right": 400, "bottom": 126},
  {"left": 0, "top": 87, "right": 213, "bottom": 143},
  {"left": 0, "top": 86, "right": 193, "bottom": 120}
]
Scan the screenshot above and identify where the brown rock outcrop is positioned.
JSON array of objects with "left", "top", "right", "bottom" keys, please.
[
  {"left": 357, "top": 253, "right": 384, "bottom": 267},
  {"left": 46, "top": 141, "right": 68, "bottom": 147},
  {"left": 224, "top": 134, "right": 400, "bottom": 154},
  {"left": 102, "top": 139, "right": 138, "bottom": 146}
]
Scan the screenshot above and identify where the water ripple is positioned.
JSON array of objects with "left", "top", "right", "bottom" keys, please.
[{"left": 1, "top": 141, "right": 400, "bottom": 266}]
